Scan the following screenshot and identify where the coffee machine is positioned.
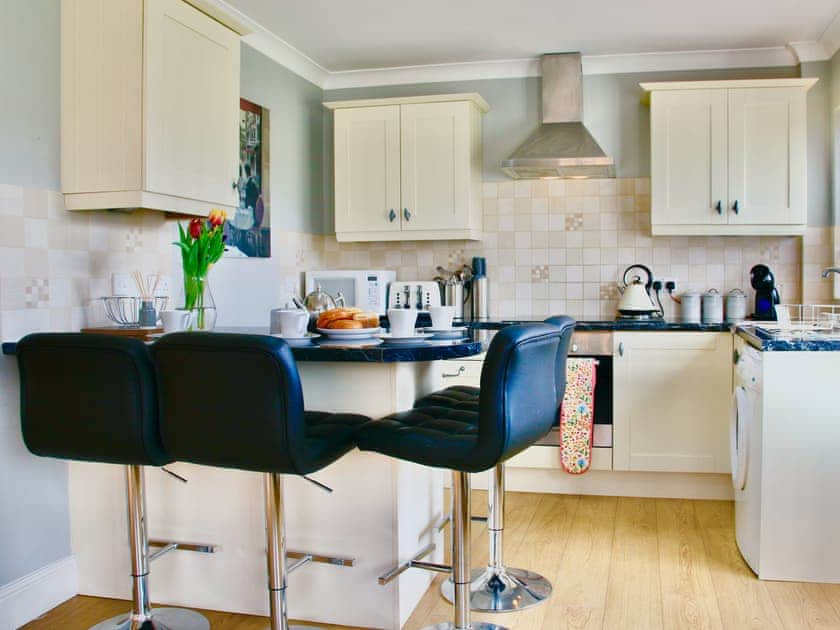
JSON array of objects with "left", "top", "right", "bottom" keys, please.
[{"left": 750, "top": 264, "right": 780, "bottom": 321}]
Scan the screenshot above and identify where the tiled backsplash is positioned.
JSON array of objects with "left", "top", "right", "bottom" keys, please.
[
  {"left": 1, "top": 178, "right": 835, "bottom": 340},
  {"left": 317, "top": 178, "right": 824, "bottom": 320},
  {"left": 0, "top": 185, "right": 176, "bottom": 341}
]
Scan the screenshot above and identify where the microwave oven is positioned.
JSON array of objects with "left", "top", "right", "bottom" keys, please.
[{"left": 304, "top": 270, "right": 396, "bottom": 315}]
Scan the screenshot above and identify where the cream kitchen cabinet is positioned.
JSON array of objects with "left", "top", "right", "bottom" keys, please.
[
  {"left": 325, "top": 94, "right": 488, "bottom": 242},
  {"left": 61, "top": 0, "right": 246, "bottom": 216},
  {"left": 643, "top": 79, "right": 816, "bottom": 236},
  {"left": 612, "top": 332, "right": 733, "bottom": 473}
]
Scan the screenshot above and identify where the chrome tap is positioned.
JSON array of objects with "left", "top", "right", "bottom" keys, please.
[{"left": 822, "top": 267, "right": 840, "bottom": 278}]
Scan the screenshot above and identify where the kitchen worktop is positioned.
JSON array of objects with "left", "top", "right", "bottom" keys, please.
[
  {"left": 736, "top": 325, "right": 840, "bottom": 351},
  {"left": 2, "top": 328, "right": 484, "bottom": 363},
  {"left": 464, "top": 317, "right": 732, "bottom": 332}
]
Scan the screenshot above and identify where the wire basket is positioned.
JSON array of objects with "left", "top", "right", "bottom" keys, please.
[
  {"left": 100, "top": 296, "right": 168, "bottom": 327},
  {"left": 772, "top": 304, "right": 840, "bottom": 334}
]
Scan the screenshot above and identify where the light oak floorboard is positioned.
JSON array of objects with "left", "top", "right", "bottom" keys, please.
[
  {"left": 655, "top": 499, "right": 724, "bottom": 630},
  {"left": 25, "top": 493, "right": 840, "bottom": 630},
  {"left": 602, "top": 497, "right": 664, "bottom": 630}
]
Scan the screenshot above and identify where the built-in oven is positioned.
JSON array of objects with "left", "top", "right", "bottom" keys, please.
[{"left": 535, "top": 330, "right": 613, "bottom": 448}]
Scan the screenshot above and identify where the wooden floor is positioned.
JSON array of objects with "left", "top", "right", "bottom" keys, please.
[{"left": 23, "top": 492, "right": 840, "bottom": 630}]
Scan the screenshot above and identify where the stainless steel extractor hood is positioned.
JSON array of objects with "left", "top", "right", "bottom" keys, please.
[{"left": 501, "top": 53, "right": 615, "bottom": 179}]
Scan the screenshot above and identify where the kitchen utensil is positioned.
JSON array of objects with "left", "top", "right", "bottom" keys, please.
[
  {"left": 680, "top": 291, "right": 702, "bottom": 323},
  {"left": 302, "top": 283, "right": 346, "bottom": 315},
  {"left": 702, "top": 289, "right": 724, "bottom": 324},
  {"left": 726, "top": 289, "right": 748, "bottom": 324},
  {"left": 617, "top": 264, "right": 660, "bottom": 318},
  {"left": 750, "top": 264, "right": 780, "bottom": 321},
  {"left": 467, "top": 257, "right": 489, "bottom": 321},
  {"left": 387, "top": 308, "right": 418, "bottom": 337},
  {"left": 429, "top": 306, "right": 455, "bottom": 330},
  {"left": 272, "top": 308, "right": 309, "bottom": 337},
  {"left": 161, "top": 309, "right": 191, "bottom": 332},
  {"left": 101, "top": 296, "right": 168, "bottom": 327}
]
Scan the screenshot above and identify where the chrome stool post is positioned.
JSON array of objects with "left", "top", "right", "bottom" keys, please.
[
  {"left": 441, "top": 463, "right": 552, "bottom": 612},
  {"left": 422, "top": 471, "right": 505, "bottom": 630},
  {"left": 91, "top": 466, "right": 209, "bottom": 630}
]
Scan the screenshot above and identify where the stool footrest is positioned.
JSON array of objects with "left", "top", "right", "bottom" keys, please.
[
  {"left": 148, "top": 539, "right": 220, "bottom": 558},
  {"left": 378, "top": 543, "right": 450, "bottom": 585},
  {"left": 287, "top": 549, "right": 355, "bottom": 568}
]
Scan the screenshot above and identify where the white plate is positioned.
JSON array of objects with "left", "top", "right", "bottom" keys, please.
[
  {"left": 272, "top": 332, "right": 320, "bottom": 345},
  {"left": 378, "top": 332, "right": 435, "bottom": 344},
  {"left": 317, "top": 326, "right": 382, "bottom": 340},
  {"left": 422, "top": 326, "right": 469, "bottom": 339}
]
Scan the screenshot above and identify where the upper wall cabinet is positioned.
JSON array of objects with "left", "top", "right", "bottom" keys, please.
[
  {"left": 324, "top": 94, "right": 489, "bottom": 242},
  {"left": 642, "top": 79, "right": 816, "bottom": 236},
  {"left": 61, "top": 0, "right": 247, "bottom": 216}
]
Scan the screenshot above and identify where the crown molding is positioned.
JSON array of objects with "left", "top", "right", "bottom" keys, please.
[
  {"left": 198, "top": 0, "right": 328, "bottom": 87},
  {"left": 819, "top": 9, "right": 840, "bottom": 59},
  {"left": 788, "top": 41, "right": 830, "bottom": 63}
]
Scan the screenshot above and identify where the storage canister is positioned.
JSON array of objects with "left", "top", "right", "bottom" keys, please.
[
  {"left": 725, "top": 289, "right": 748, "bottom": 324},
  {"left": 702, "top": 288, "right": 724, "bottom": 324},
  {"left": 680, "top": 291, "right": 702, "bottom": 323}
]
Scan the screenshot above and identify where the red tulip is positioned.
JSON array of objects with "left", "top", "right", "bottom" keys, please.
[
  {"left": 188, "top": 218, "right": 202, "bottom": 239},
  {"left": 209, "top": 208, "right": 226, "bottom": 227}
]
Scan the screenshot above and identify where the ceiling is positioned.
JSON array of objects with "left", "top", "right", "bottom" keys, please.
[{"left": 226, "top": 0, "right": 840, "bottom": 73}]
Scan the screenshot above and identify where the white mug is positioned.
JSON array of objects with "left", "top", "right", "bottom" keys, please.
[
  {"left": 388, "top": 308, "right": 418, "bottom": 337},
  {"left": 161, "top": 309, "right": 191, "bottom": 333},
  {"left": 429, "top": 305, "right": 455, "bottom": 330},
  {"left": 272, "top": 309, "right": 309, "bottom": 337}
]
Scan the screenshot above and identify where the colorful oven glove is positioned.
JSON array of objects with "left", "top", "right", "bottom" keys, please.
[{"left": 560, "top": 357, "right": 597, "bottom": 474}]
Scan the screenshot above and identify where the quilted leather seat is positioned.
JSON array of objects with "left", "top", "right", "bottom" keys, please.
[
  {"left": 356, "top": 323, "right": 571, "bottom": 473},
  {"left": 152, "top": 332, "right": 369, "bottom": 474}
]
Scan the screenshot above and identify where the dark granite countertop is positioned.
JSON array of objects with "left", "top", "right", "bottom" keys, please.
[
  {"left": 2, "top": 327, "right": 484, "bottom": 363},
  {"left": 465, "top": 317, "right": 732, "bottom": 333},
  {"left": 736, "top": 325, "right": 840, "bottom": 352}
]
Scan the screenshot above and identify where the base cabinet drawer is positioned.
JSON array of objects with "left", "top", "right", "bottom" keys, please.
[{"left": 439, "top": 359, "right": 482, "bottom": 388}]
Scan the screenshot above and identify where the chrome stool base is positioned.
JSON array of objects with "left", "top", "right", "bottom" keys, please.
[
  {"left": 441, "top": 566, "right": 553, "bottom": 612},
  {"left": 422, "top": 622, "right": 509, "bottom": 630},
  {"left": 90, "top": 607, "right": 210, "bottom": 630}
]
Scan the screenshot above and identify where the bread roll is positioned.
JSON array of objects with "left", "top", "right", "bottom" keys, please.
[
  {"left": 317, "top": 308, "right": 353, "bottom": 329},
  {"left": 329, "top": 319, "right": 363, "bottom": 329},
  {"left": 352, "top": 312, "right": 380, "bottom": 328}
]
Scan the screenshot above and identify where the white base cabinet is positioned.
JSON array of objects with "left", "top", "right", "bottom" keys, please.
[
  {"left": 325, "top": 94, "right": 488, "bottom": 242},
  {"left": 643, "top": 79, "right": 815, "bottom": 236},
  {"left": 612, "top": 332, "right": 733, "bottom": 473},
  {"left": 61, "top": 0, "right": 243, "bottom": 216}
]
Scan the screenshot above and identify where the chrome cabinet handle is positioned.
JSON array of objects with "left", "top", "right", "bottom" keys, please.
[
  {"left": 403, "top": 208, "right": 412, "bottom": 221},
  {"left": 442, "top": 365, "right": 466, "bottom": 378},
  {"left": 571, "top": 343, "right": 579, "bottom": 353},
  {"left": 715, "top": 200, "right": 722, "bottom": 215},
  {"left": 732, "top": 200, "right": 740, "bottom": 214},
  {"left": 388, "top": 208, "right": 396, "bottom": 222},
  {"left": 618, "top": 342, "right": 625, "bottom": 357},
  {"left": 232, "top": 180, "right": 238, "bottom": 191}
]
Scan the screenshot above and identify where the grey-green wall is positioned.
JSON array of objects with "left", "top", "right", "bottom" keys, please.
[
  {"left": 831, "top": 49, "right": 840, "bottom": 227},
  {"left": 801, "top": 61, "right": 833, "bottom": 226},
  {"left": 0, "top": 0, "right": 70, "bottom": 588},
  {"left": 321, "top": 65, "right": 806, "bottom": 232},
  {"left": 241, "top": 45, "right": 326, "bottom": 234},
  {"left": 0, "top": 0, "right": 61, "bottom": 190}
]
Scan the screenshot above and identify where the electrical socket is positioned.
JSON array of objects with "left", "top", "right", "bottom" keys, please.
[
  {"left": 154, "top": 274, "right": 172, "bottom": 297},
  {"left": 658, "top": 277, "right": 678, "bottom": 292},
  {"left": 111, "top": 273, "right": 131, "bottom": 296}
]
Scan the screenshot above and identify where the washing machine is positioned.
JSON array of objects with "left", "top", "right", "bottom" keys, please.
[{"left": 732, "top": 336, "right": 762, "bottom": 574}]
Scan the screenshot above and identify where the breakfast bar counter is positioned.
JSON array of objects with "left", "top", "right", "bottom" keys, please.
[{"left": 3, "top": 329, "right": 484, "bottom": 629}]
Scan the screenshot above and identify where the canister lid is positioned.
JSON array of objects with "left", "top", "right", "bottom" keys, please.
[{"left": 703, "top": 288, "right": 721, "bottom": 297}]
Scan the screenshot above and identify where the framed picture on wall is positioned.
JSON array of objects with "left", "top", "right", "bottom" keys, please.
[{"left": 225, "top": 98, "right": 271, "bottom": 258}]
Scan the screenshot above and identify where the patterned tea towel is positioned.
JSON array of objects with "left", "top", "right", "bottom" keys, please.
[{"left": 560, "top": 358, "right": 597, "bottom": 474}]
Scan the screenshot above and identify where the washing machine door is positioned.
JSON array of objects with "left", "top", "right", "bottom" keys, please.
[{"left": 731, "top": 386, "right": 751, "bottom": 490}]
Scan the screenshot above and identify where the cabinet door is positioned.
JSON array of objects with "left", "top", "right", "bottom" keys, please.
[
  {"left": 334, "top": 106, "right": 402, "bottom": 234},
  {"left": 651, "top": 90, "right": 727, "bottom": 226},
  {"left": 144, "top": 0, "right": 240, "bottom": 207},
  {"left": 400, "top": 102, "right": 471, "bottom": 232},
  {"left": 728, "top": 87, "right": 806, "bottom": 225},
  {"left": 613, "top": 332, "right": 732, "bottom": 473}
]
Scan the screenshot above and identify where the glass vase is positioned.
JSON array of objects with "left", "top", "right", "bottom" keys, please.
[{"left": 183, "top": 274, "right": 217, "bottom": 331}]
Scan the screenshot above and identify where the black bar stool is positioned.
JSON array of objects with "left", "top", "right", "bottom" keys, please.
[
  {"left": 152, "top": 333, "right": 370, "bottom": 630},
  {"left": 16, "top": 333, "right": 209, "bottom": 630},
  {"left": 415, "top": 315, "right": 575, "bottom": 613},
  {"left": 355, "top": 323, "right": 570, "bottom": 630}
]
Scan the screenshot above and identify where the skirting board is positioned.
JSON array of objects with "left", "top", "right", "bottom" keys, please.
[
  {"left": 0, "top": 556, "right": 77, "bottom": 630},
  {"left": 460, "top": 469, "right": 735, "bottom": 500}
]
